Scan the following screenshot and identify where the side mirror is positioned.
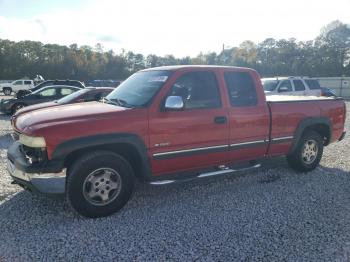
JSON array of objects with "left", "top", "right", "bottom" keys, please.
[
  {"left": 164, "top": 96, "right": 184, "bottom": 110},
  {"left": 279, "top": 86, "right": 289, "bottom": 92}
]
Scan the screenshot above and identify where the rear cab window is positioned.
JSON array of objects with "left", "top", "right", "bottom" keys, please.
[{"left": 224, "top": 71, "right": 257, "bottom": 107}]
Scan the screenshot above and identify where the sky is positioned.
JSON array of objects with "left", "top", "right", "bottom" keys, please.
[{"left": 0, "top": 0, "right": 349, "bottom": 57}]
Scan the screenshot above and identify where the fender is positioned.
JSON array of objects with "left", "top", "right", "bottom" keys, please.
[
  {"left": 288, "top": 117, "right": 331, "bottom": 155},
  {"left": 51, "top": 133, "right": 152, "bottom": 180}
]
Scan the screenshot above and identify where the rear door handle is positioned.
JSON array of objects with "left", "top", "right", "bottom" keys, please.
[{"left": 214, "top": 116, "right": 227, "bottom": 124}]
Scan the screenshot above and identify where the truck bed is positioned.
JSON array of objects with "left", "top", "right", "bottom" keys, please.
[{"left": 266, "top": 95, "right": 345, "bottom": 157}]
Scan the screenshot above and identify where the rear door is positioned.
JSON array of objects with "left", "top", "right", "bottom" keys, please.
[
  {"left": 149, "top": 70, "right": 230, "bottom": 176},
  {"left": 292, "top": 79, "right": 306, "bottom": 96},
  {"left": 223, "top": 71, "right": 270, "bottom": 162}
]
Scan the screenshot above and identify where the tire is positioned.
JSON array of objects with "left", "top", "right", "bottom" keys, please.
[
  {"left": 287, "top": 131, "right": 323, "bottom": 172},
  {"left": 11, "top": 103, "right": 26, "bottom": 114},
  {"left": 3, "top": 87, "right": 12, "bottom": 96},
  {"left": 66, "top": 151, "right": 135, "bottom": 218}
]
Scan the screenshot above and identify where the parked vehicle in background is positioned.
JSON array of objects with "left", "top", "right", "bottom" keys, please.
[
  {"left": 0, "top": 85, "right": 81, "bottom": 114},
  {"left": 7, "top": 66, "right": 346, "bottom": 218},
  {"left": 0, "top": 79, "right": 34, "bottom": 95},
  {"left": 262, "top": 77, "right": 322, "bottom": 96},
  {"left": 87, "top": 80, "right": 121, "bottom": 88},
  {"left": 17, "top": 79, "right": 85, "bottom": 98},
  {"left": 14, "top": 87, "right": 113, "bottom": 116},
  {"left": 321, "top": 87, "right": 337, "bottom": 97}
]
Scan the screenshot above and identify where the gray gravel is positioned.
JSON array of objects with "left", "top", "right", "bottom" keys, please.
[{"left": 0, "top": 101, "right": 350, "bottom": 261}]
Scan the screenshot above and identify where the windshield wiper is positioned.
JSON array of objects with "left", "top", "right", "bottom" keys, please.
[
  {"left": 103, "top": 97, "right": 120, "bottom": 106},
  {"left": 110, "top": 98, "right": 134, "bottom": 108}
]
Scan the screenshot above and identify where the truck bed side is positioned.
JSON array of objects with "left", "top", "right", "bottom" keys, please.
[{"left": 267, "top": 98, "right": 346, "bottom": 157}]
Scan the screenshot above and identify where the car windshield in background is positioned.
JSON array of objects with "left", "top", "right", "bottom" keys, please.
[
  {"left": 106, "top": 70, "right": 172, "bottom": 107},
  {"left": 57, "top": 89, "right": 88, "bottom": 104},
  {"left": 305, "top": 80, "right": 321, "bottom": 90},
  {"left": 262, "top": 80, "right": 279, "bottom": 91}
]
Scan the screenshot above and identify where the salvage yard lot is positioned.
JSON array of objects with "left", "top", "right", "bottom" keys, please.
[{"left": 0, "top": 100, "right": 349, "bottom": 261}]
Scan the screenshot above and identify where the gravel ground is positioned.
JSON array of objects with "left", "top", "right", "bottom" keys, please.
[{"left": 0, "top": 101, "right": 349, "bottom": 261}]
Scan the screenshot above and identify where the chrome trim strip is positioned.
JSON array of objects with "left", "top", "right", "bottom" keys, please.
[
  {"left": 153, "top": 144, "right": 229, "bottom": 157},
  {"left": 150, "top": 180, "right": 176, "bottom": 185},
  {"left": 272, "top": 136, "right": 293, "bottom": 142},
  {"left": 230, "top": 140, "right": 266, "bottom": 147},
  {"left": 197, "top": 169, "right": 235, "bottom": 178}
]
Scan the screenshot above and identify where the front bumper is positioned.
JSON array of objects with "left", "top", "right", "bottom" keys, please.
[{"left": 7, "top": 142, "right": 66, "bottom": 194}]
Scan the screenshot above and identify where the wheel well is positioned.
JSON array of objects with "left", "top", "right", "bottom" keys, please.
[
  {"left": 303, "top": 124, "right": 331, "bottom": 145},
  {"left": 64, "top": 143, "right": 147, "bottom": 181}
]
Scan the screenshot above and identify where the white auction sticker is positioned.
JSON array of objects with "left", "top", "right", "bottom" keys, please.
[{"left": 148, "top": 76, "right": 168, "bottom": 82}]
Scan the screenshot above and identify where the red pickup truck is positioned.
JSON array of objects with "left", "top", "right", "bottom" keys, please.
[{"left": 7, "top": 66, "right": 346, "bottom": 218}]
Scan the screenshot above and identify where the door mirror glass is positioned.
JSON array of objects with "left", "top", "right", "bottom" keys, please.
[{"left": 164, "top": 96, "right": 184, "bottom": 110}]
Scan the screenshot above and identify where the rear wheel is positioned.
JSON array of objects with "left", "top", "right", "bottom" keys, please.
[
  {"left": 287, "top": 131, "right": 323, "bottom": 172},
  {"left": 3, "top": 87, "right": 12, "bottom": 96},
  {"left": 66, "top": 151, "right": 134, "bottom": 218}
]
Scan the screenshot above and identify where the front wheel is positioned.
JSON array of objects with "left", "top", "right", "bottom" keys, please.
[
  {"left": 66, "top": 151, "right": 135, "bottom": 218},
  {"left": 287, "top": 131, "right": 324, "bottom": 172}
]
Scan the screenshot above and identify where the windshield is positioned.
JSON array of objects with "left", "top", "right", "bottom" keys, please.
[
  {"left": 106, "top": 70, "right": 172, "bottom": 107},
  {"left": 57, "top": 89, "right": 88, "bottom": 104},
  {"left": 262, "top": 80, "right": 279, "bottom": 91}
]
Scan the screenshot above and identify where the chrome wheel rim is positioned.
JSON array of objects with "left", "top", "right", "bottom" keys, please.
[
  {"left": 302, "top": 139, "right": 318, "bottom": 164},
  {"left": 82, "top": 168, "right": 122, "bottom": 206}
]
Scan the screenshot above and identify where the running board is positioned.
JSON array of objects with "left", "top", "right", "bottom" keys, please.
[{"left": 150, "top": 163, "right": 261, "bottom": 185}]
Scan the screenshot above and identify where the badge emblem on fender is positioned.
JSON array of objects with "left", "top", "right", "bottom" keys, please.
[{"left": 154, "top": 142, "right": 170, "bottom": 147}]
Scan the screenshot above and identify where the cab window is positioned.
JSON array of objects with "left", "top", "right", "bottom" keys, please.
[
  {"left": 13, "top": 81, "right": 23, "bottom": 85},
  {"left": 168, "top": 71, "right": 221, "bottom": 109},
  {"left": 224, "top": 72, "right": 257, "bottom": 107}
]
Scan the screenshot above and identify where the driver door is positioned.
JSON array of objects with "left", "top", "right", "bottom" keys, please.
[{"left": 148, "top": 70, "right": 230, "bottom": 176}]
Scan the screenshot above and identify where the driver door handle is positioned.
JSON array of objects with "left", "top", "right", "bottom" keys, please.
[{"left": 214, "top": 116, "right": 227, "bottom": 124}]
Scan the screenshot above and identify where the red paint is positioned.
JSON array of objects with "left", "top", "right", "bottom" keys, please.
[{"left": 13, "top": 66, "right": 346, "bottom": 177}]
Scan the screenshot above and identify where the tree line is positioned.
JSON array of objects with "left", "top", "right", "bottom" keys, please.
[{"left": 0, "top": 20, "right": 349, "bottom": 82}]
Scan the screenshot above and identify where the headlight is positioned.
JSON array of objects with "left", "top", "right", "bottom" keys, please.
[
  {"left": 19, "top": 134, "right": 46, "bottom": 148},
  {"left": 3, "top": 100, "right": 9, "bottom": 104}
]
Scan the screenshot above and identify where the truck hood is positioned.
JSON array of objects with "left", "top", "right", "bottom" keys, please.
[
  {"left": 14, "top": 101, "right": 58, "bottom": 116},
  {"left": 15, "top": 102, "right": 128, "bottom": 133}
]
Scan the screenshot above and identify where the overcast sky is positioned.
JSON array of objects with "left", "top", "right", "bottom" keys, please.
[{"left": 0, "top": 0, "right": 349, "bottom": 57}]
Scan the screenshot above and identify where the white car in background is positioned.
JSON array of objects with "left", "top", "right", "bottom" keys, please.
[
  {"left": 262, "top": 77, "right": 322, "bottom": 96},
  {"left": 0, "top": 79, "right": 34, "bottom": 96}
]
